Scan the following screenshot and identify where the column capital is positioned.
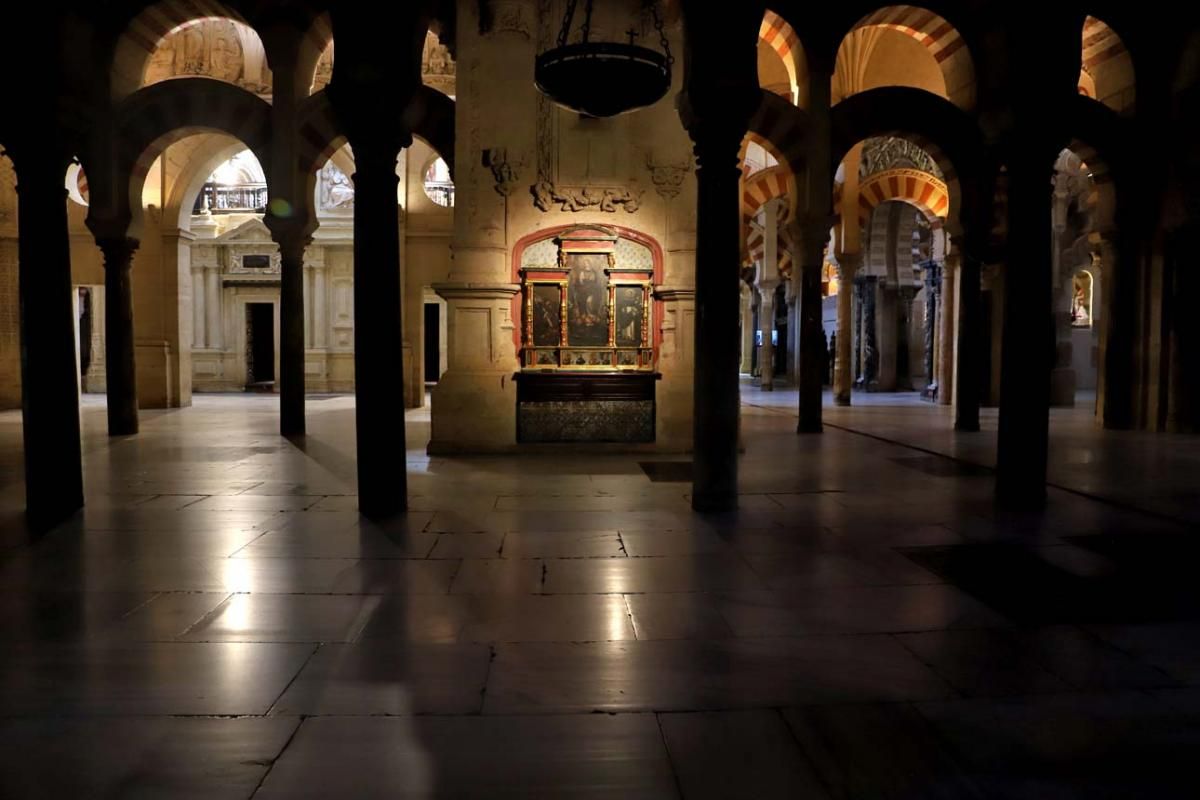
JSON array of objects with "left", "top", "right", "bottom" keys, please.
[
  {"left": 833, "top": 251, "right": 863, "bottom": 279},
  {"left": 264, "top": 215, "right": 315, "bottom": 255},
  {"left": 95, "top": 236, "right": 140, "bottom": 270},
  {"left": 788, "top": 216, "right": 833, "bottom": 266}
]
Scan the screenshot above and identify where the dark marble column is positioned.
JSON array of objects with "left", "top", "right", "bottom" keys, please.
[
  {"left": 923, "top": 262, "right": 939, "bottom": 395},
  {"left": 275, "top": 230, "right": 308, "bottom": 437},
  {"left": 14, "top": 153, "right": 84, "bottom": 527},
  {"left": 797, "top": 239, "right": 825, "bottom": 433},
  {"left": 897, "top": 285, "right": 915, "bottom": 390},
  {"left": 97, "top": 236, "right": 139, "bottom": 436},
  {"left": 854, "top": 277, "right": 864, "bottom": 386},
  {"left": 689, "top": 127, "right": 744, "bottom": 511},
  {"left": 833, "top": 253, "right": 861, "bottom": 406},
  {"left": 955, "top": 249, "right": 983, "bottom": 431},
  {"left": 996, "top": 152, "right": 1056, "bottom": 509},
  {"left": 350, "top": 138, "right": 410, "bottom": 517},
  {"left": 796, "top": 65, "right": 833, "bottom": 434},
  {"left": 1166, "top": 225, "right": 1198, "bottom": 432},
  {"left": 862, "top": 276, "right": 879, "bottom": 388},
  {"left": 1100, "top": 228, "right": 1136, "bottom": 430},
  {"left": 262, "top": 29, "right": 313, "bottom": 439}
]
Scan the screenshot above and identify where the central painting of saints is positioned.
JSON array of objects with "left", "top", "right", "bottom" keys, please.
[{"left": 567, "top": 253, "right": 610, "bottom": 346}]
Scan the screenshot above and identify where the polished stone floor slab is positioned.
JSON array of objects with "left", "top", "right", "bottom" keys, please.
[
  {"left": 659, "top": 710, "right": 828, "bottom": 799},
  {"left": 0, "top": 717, "right": 300, "bottom": 799},
  {"left": 0, "top": 391, "right": 1195, "bottom": 797},
  {"left": 0, "top": 640, "right": 313, "bottom": 715},
  {"left": 483, "top": 636, "right": 953, "bottom": 713},
  {"left": 255, "top": 715, "right": 679, "bottom": 799},
  {"left": 271, "top": 641, "right": 491, "bottom": 715},
  {"left": 182, "top": 593, "right": 382, "bottom": 643}
]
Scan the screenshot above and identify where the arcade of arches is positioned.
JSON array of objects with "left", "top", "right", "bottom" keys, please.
[
  {"left": 1, "top": 2, "right": 1200, "bottom": 795},
  {"left": 4, "top": 3, "right": 1193, "bottom": 519}
]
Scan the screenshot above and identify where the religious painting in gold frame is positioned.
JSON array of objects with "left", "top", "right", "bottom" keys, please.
[{"left": 518, "top": 225, "right": 655, "bottom": 372}]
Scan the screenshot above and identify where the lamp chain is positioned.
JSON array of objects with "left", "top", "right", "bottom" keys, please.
[
  {"left": 647, "top": 1, "right": 673, "bottom": 66},
  {"left": 557, "top": 0, "right": 578, "bottom": 47},
  {"left": 580, "top": 0, "right": 594, "bottom": 43}
]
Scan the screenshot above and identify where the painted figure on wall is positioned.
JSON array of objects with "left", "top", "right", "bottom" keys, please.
[
  {"left": 615, "top": 286, "right": 644, "bottom": 347},
  {"left": 567, "top": 254, "right": 609, "bottom": 346},
  {"left": 532, "top": 284, "right": 563, "bottom": 347}
]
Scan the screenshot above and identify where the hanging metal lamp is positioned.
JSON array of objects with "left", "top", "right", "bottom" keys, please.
[{"left": 535, "top": 0, "right": 673, "bottom": 118}]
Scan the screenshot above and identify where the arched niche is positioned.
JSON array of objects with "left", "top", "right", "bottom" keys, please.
[{"left": 112, "top": 2, "right": 271, "bottom": 101}]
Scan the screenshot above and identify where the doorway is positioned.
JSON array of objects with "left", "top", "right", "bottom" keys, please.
[{"left": 245, "top": 302, "right": 275, "bottom": 388}]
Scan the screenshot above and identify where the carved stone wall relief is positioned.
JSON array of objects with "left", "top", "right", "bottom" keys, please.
[
  {"left": 483, "top": 148, "right": 524, "bottom": 197},
  {"left": 530, "top": 182, "right": 644, "bottom": 213},
  {"left": 646, "top": 156, "right": 692, "bottom": 199}
]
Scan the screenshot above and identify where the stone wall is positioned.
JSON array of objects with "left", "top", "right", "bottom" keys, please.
[{"left": 430, "top": 0, "right": 696, "bottom": 454}]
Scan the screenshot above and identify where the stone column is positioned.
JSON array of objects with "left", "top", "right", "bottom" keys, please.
[
  {"left": 1166, "top": 225, "right": 1198, "bottom": 432},
  {"left": 853, "top": 277, "right": 864, "bottom": 385},
  {"left": 313, "top": 259, "right": 327, "bottom": 349},
  {"left": 350, "top": 138, "right": 410, "bottom": 516},
  {"left": 655, "top": 287, "right": 696, "bottom": 450},
  {"left": 275, "top": 231, "right": 309, "bottom": 436},
  {"left": 876, "top": 281, "right": 898, "bottom": 391},
  {"left": 14, "top": 152, "right": 83, "bottom": 527},
  {"left": 191, "top": 265, "right": 206, "bottom": 349},
  {"left": 204, "top": 265, "right": 222, "bottom": 350},
  {"left": 996, "top": 151, "right": 1056, "bottom": 509},
  {"left": 786, "top": 281, "right": 799, "bottom": 383},
  {"left": 677, "top": 110, "right": 747, "bottom": 510},
  {"left": 863, "top": 276, "right": 879, "bottom": 387},
  {"left": 955, "top": 247, "right": 983, "bottom": 431},
  {"left": 833, "top": 254, "right": 860, "bottom": 405},
  {"left": 263, "top": 24, "right": 317, "bottom": 437},
  {"left": 757, "top": 281, "right": 777, "bottom": 391},
  {"left": 303, "top": 261, "right": 314, "bottom": 350},
  {"left": 98, "top": 236, "right": 140, "bottom": 435},
  {"left": 1098, "top": 229, "right": 1135, "bottom": 429},
  {"left": 924, "top": 261, "right": 939, "bottom": 393},
  {"left": 897, "top": 285, "right": 916, "bottom": 390},
  {"left": 795, "top": 63, "right": 833, "bottom": 434},
  {"left": 739, "top": 283, "right": 754, "bottom": 373},
  {"left": 937, "top": 253, "right": 959, "bottom": 405}
]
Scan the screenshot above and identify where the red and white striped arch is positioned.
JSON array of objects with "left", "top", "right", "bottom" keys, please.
[
  {"left": 742, "top": 166, "right": 793, "bottom": 227},
  {"left": 1079, "top": 17, "right": 1135, "bottom": 112},
  {"left": 759, "top": 11, "right": 805, "bottom": 104},
  {"left": 746, "top": 223, "right": 794, "bottom": 277},
  {"left": 857, "top": 168, "right": 949, "bottom": 230},
  {"left": 848, "top": 6, "right": 975, "bottom": 109}
]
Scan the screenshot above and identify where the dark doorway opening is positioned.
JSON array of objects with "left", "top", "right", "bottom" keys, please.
[
  {"left": 245, "top": 303, "right": 275, "bottom": 388},
  {"left": 424, "top": 302, "right": 441, "bottom": 384}
]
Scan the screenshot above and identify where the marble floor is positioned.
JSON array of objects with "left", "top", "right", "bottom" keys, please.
[{"left": 0, "top": 388, "right": 1198, "bottom": 797}]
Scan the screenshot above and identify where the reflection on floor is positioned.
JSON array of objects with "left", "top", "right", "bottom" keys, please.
[{"left": 0, "top": 390, "right": 1197, "bottom": 797}]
